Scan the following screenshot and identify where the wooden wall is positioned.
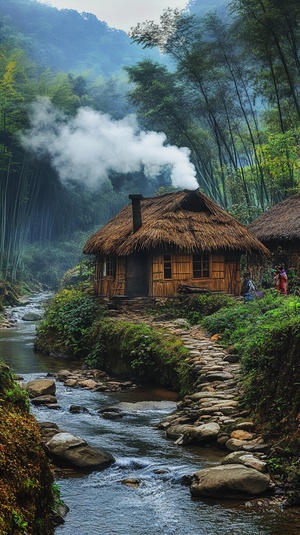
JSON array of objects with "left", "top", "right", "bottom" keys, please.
[
  {"left": 94, "top": 257, "right": 126, "bottom": 296},
  {"left": 94, "top": 252, "right": 241, "bottom": 297},
  {"left": 151, "top": 253, "right": 241, "bottom": 297}
]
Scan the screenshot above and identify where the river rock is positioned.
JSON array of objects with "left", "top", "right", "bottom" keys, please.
[
  {"left": 166, "top": 424, "right": 195, "bottom": 440},
  {"left": 120, "top": 478, "right": 141, "bottom": 488},
  {"left": 200, "top": 372, "right": 234, "bottom": 382},
  {"left": 226, "top": 438, "right": 268, "bottom": 452},
  {"left": 39, "top": 421, "right": 61, "bottom": 442},
  {"left": 22, "top": 312, "right": 42, "bottom": 321},
  {"left": 193, "top": 422, "right": 220, "bottom": 441},
  {"left": 45, "top": 432, "right": 115, "bottom": 470},
  {"left": 222, "top": 451, "right": 267, "bottom": 473},
  {"left": 57, "top": 370, "right": 73, "bottom": 381},
  {"left": 77, "top": 379, "right": 98, "bottom": 389},
  {"left": 22, "top": 378, "right": 56, "bottom": 397},
  {"left": 233, "top": 421, "right": 256, "bottom": 431},
  {"left": 69, "top": 405, "right": 89, "bottom": 414},
  {"left": 179, "top": 422, "right": 221, "bottom": 445},
  {"left": 99, "top": 407, "right": 127, "bottom": 419},
  {"left": 31, "top": 395, "right": 58, "bottom": 406},
  {"left": 64, "top": 379, "right": 78, "bottom": 387},
  {"left": 190, "top": 465, "right": 271, "bottom": 499},
  {"left": 230, "top": 430, "right": 254, "bottom": 441}
]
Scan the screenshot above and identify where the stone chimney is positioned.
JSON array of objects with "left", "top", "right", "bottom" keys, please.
[{"left": 129, "top": 194, "right": 143, "bottom": 233}]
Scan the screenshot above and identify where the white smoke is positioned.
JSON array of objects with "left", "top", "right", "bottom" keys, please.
[{"left": 20, "top": 97, "right": 198, "bottom": 190}]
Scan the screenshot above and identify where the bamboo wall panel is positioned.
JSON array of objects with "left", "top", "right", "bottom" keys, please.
[
  {"left": 151, "top": 253, "right": 226, "bottom": 296},
  {"left": 172, "top": 255, "right": 190, "bottom": 277},
  {"left": 95, "top": 253, "right": 241, "bottom": 297}
]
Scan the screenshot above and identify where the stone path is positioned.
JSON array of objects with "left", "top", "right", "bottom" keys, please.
[{"left": 115, "top": 312, "right": 268, "bottom": 454}]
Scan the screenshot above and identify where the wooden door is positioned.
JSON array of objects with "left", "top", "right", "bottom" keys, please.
[{"left": 126, "top": 253, "right": 149, "bottom": 297}]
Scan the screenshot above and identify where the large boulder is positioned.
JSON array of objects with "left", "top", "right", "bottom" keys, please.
[
  {"left": 190, "top": 464, "right": 270, "bottom": 499},
  {"left": 192, "top": 422, "right": 220, "bottom": 443},
  {"left": 22, "top": 378, "right": 56, "bottom": 398},
  {"left": 22, "top": 312, "right": 42, "bottom": 321},
  {"left": 45, "top": 432, "right": 115, "bottom": 470}
]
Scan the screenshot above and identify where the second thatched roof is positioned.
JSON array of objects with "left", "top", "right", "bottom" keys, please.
[
  {"left": 249, "top": 193, "right": 300, "bottom": 242},
  {"left": 83, "top": 189, "right": 268, "bottom": 256}
]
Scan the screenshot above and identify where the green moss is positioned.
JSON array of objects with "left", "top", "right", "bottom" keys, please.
[
  {"left": 0, "top": 363, "right": 55, "bottom": 534},
  {"left": 86, "top": 318, "right": 191, "bottom": 394}
]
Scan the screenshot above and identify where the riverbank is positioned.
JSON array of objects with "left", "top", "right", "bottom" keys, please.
[
  {"left": 32, "top": 309, "right": 286, "bottom": 503},
  {"left": 2, "top": 293, "right": 300, "bottom": 533},
  {"left": 0, "top": 363, "right": 56, "bottom": 534},
  {"left": 7, "top": 287, "right": 300, "bottom": 506}
]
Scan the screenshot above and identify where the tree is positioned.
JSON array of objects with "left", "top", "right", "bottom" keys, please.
[{"left": 130, "top": 6, "right": 300, "bottom": 214}]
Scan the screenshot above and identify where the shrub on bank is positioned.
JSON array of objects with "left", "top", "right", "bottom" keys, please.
[
  {"left": 35, "top": 288, "right": 192, "bottom": 393},
  {"left": 35, "top": 288, "right": 104, "bottom": 357},
  {"left": 201, "top": 291, "right": 300, "bottom": 442},
  {"left": 35, "top": 286, "right": 300, "bottom": 443},
  {"left": 0, "top": 363, "right": 55, "bottom": 534},
  {"left": 85, "top": 318, "right": 191, "bottom": 393}
]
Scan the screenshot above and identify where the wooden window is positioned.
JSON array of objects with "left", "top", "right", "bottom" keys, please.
[
  {"left": 103, "top": 256, "right": 115, "bottom": 277},
  {"left": 163, "top": 254, "right": 172, "bottom": 279},
  {"left": 193, "top": 254, "right": 210, "bottom": 278}
]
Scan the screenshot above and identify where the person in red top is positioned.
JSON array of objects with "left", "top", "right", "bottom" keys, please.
[
  {"left": 273, "top": 267, "right": 281, "bottom": 292},
  {"left": 278, "top": 266, "right": 288, "bottom": 295}
]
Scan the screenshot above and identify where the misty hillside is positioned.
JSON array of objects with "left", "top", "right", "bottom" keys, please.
[
  {"left": 0, "top": 0, "right": 159, "bottom": 77},
  {"left": 187, "top": 0, "right": 228, "bottom": 17},
  {"left": 0, "top": 0, "right": 229, "bottom": 80},
  {"left": 0, "top": 0, "right": 298, "bottom": 288}
]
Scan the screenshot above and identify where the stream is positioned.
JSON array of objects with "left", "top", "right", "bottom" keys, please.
[{"left": 1, "top": 293, "right": 300, "bottom": 534}]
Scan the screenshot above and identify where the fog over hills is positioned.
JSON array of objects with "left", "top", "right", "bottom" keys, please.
[{"left": 0, "top": 0, "right": 228, "bottom": 78}]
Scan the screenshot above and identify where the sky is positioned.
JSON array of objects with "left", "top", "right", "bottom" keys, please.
[{"left": 44, "top": 0, "right": 189, "bottom": 32}]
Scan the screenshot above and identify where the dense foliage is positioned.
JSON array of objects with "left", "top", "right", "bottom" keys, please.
[
  {"left": 35, "top": 288, "right": 101, "bottom": 357},
  {"left": 202, "top": 291, "right": 300, "bottom": 443},
  {"left": 35, "top": 288, "right": 192, "bottom": 393},
  {"left": 0, "top": 363, "right": 55, "bottom": 534},
  {"left": 0, "top": 0, "right": 299, "bottom": 286},
  {"left": 129, "top": 0, "right": 300, "bottom": 221}
]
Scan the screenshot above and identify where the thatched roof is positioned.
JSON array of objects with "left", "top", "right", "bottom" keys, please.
[
  {"left": 249, "top": 194, "right": 300, "bottom": 242},
  {"left": 83, "top": 189, "right": 268, "bottom": 256}
]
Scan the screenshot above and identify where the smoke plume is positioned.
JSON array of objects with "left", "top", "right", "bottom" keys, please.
[{"left": 21, "top": 97, "right": 198, "bottom": 189}]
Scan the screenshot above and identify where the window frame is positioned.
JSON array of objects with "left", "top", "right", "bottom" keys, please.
[
  {"left": 192, "top": 253, "right": 210, "bottom": 279},
  {"left": 163, "top": 254, "right": 172, "bottom": 279},
  {"left": 103, "top": 256, "right": 116, "bottom": 277}
]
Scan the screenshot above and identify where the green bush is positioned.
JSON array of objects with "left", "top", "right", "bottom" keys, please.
[
  {"left": 201, "top": 291, "right": 300, "bottom": 442},
  {"left": 85, "top": 318, "right": 191, "bottom": 393},
  {"left": 35, "top": 288, "right": 104, "bottom": 357}
]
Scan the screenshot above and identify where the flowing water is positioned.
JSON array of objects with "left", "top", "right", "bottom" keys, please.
[{"left": 1, "top": 294, "right": 300, "bottom": 535}]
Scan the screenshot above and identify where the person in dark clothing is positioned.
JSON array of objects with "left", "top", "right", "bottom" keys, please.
[{"left": 241, "top": 271, "right": 255, "bottom": 303}]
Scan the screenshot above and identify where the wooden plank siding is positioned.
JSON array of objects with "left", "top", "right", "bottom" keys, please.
[
  {"left": 95, "top": 252, "right": 241, "bottom": 297},
  {"left": 94, "top": 256, "right": 126, "bottom": 296},
  {"left": 150, "top": 253, "right": 237, "bottom": 297}
]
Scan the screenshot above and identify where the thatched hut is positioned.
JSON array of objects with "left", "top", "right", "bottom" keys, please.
[
  {"left": 83, "top": 189, "right": 268, "bottom": 298},
  {"left": 248, "top": 193, "right": 300, "bottom": 273}
]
